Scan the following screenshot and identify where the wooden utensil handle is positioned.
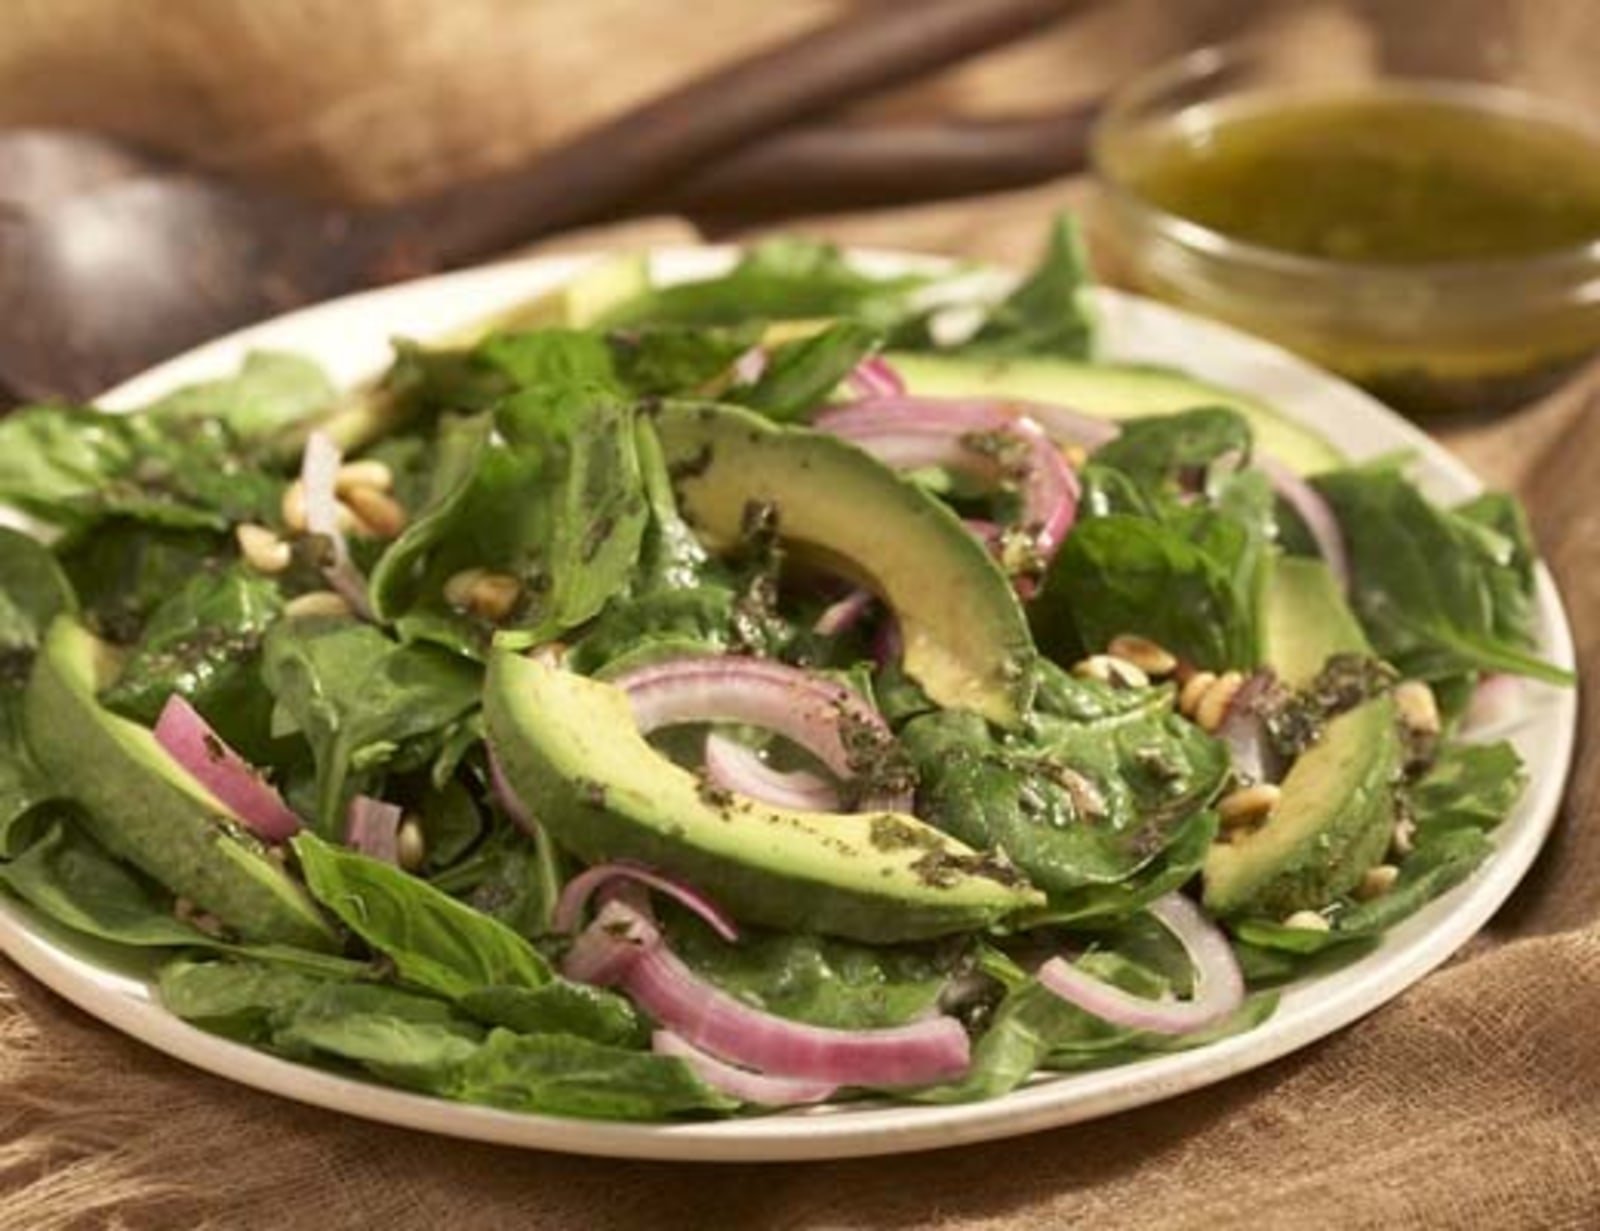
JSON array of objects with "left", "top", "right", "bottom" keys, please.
[
  {"left": 655, "top": 103, "right": 1099, "bottom": 223},
  {"left": 402, "top": 0, "right": 1083, "bottom": 265}
]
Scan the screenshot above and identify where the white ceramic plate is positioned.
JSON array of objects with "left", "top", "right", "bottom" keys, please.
[{"left": 0, "top": 248, "right": 1578, "bottom": 1162}]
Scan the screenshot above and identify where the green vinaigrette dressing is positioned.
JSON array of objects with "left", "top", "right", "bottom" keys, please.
[{"left": 1125, "top": 87, "right": 1600, "bottom": 263}]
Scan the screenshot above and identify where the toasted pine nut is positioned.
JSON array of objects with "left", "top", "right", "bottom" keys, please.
[
  {"left": 1390, "top": 817, "right": 1417, "bottom": 859},
  {"left": 1393, "top": 680, "right": 1441, "bottom": 737},
  {"left": 235, "top": 523, "right": 291, "bottom": 574},
  {"left": 444, "top": 568, "right": 522, "bottom": 622},
  {"left": 1107, "top": 634, "right": 1178, "bottom": 678},
  {"left": 281, "top": 480, "right": 308, "bottom": 533},
  {"left": 1179, "top": 671, "right": 1218, "bottom": 718},
  {"left": 1218, "top": 782, "right": 1281, "bottom": 828},
  {"left": 1061, "top": 444, "right": 1089, "bottom": 469},
  {"left": 1073, "top": 654, "right": 1150, "bottom": 689},
  {"left": 1355, "top": 864, "right": 1401, "bottom": 901},
  {"left": 341, "top": 485, "right": 407, "bottom": 538},
  {"left": 397, "top": 816, "right": 426, "bottom": 872},
  {"left": 1194, "top": 670, "right": 1245, "bottom": 733},
  {"left": 284, "top": 590, "right": 353, "bottom": 620},
  {"left": 1282, "top": 910, "right": 1331, "bottom": 932},
  {"left": 334, "top": 459, "right": 394, "bottom": 496}
]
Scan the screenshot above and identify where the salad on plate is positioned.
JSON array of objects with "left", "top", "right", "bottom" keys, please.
[{"left": 0, "top": 218, "right": 1572, "bottom": 1121}]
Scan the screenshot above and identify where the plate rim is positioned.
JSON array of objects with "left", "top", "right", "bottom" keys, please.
[{"left": 0, "top": 245, "right": 1579, "bottom": 1162}]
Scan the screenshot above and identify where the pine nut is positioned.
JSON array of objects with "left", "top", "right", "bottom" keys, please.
[
  {"left": 1282, "top": 910, "right": 1331, "bottom": 932},
  {"left": 444, "top": 568, "right": 522, "bottom": 622},
  {"left": 1061, "top": 444, "right": 1089, "bottom": 469},
  {"left": 1390, "top": 817, "right": 1417, "bottom": 859},
  {"left": 1178, "top": 671, "right": 1218, "bottom": 717},
  {"left": 1194, "top": 670, "right": 1245, "bottom": 733},
  {"left": 334, "top": 460, "right": 394, "bottom": 495},
  {"left": 281, "top": 480, "right": 308, "bottom": 533},
  {"left": 1107, "top": 634, "right": 1178, "bottom": 678},
  {"left": 284, "top": 590, "right": 353, "bottom": 620},
  {"left": 397, "top": 816, "right": 426, "bottom": 872},
  {"left": 1072, "top": 654, "right": 1150, "bottom": 689},
  {"left": 1355, "top": 864, "right": 1401, "bottom": 901},
  {"left": 1393, "top": 680, "right": 1441, "bottom": 737},
  {"left": 341, "top": 485, "right": 407, "bottom": 538},
  {"left": 1218, "top": 782, "right": 1281, "bottom": 828},
  {"left": 235, "top": 523, "right": 291, "bottom": 574}
]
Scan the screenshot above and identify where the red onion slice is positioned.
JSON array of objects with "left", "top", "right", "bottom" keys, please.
[
  {"left": 611, "top": 655, "right": 912, "bottom": 813},
  {"left": 554, "top": 860, "right": 740, "bottom": 943},
  {"left": 486, "top": 748, "right": 535, "bottom": 833},
  {"left": 1037, "top": 893, "right": 1244, "bottom": 1036},
  {"left": 844, "top": 356, "right": 906, "bottom": 399},
  {"left": 562, "top": 897, "right": 659, "bottom": 986},
  {"left": 1216, "top": 671, "right": 1281, "bottom": 786},
  {"left": 732, "top": 346, "right": 767, "bottom": 385},
  {"left": 816, "top": 398, "right": 1078, "bottom": 564},
  {"left": 1257, "top": 454, "right": 1350, "bottom": 591},
  {"left": 653, "top": 1030, "right": 839, "bottom": 1106},
  {"left": 1464, "top": 672, "right": 1525, "bottom": 737},
  {"left": 812, "top": 588, "right": 874, "bottom": 637},
  {"left": 703, "top": 733, "right": 840, "bottom": 813},
  {"left": 301, "top": 430, "right": 374, "bottom": 619},
  {"left": 153, "top": 695, "right": 301, "bottom": 842},
  {"left": 345, "top": 794, "right": 402, "bottom": 865}
]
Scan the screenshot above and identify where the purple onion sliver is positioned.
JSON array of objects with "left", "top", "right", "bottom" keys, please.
[
  {"left": 153, "top": 694, "right": 301, "bottom": 842},
  {"left": 703, "top": 734, "right": 840, "bottom": 813},
  {"left": 344, "top": 794, "right": 403, "bottom": 865},
  {"left": 653, "top": 1030, "right": 839, "bottom": 1106},
  {"left": 553, "top": 860, "right": 740, "bottom": 942}
]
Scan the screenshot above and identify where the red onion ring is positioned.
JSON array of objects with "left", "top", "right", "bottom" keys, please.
[
  {"left": 344, "top": 794, "right": 402, "bottom": 865},
  {"left": 486, "top": 748, "right": 535, "bottom": 833},
  {"left": 703, "top": 733, "right": 840, "bottom": 813},
  {"left": 732, "top": 346, "right": 767, "bottom": 385},
  {"left": 1464, "top": 672, "right": 1525, "bottom": 736},
  {"left": 610, "top": 655, "right": 912, "bottom": 813},
  {"left": 554, "top": 860, "right": 740, "bottom": 943},
  {"left": 300, "top": 430, "right": 374, "bottom": 619},
  {"left": 562, "top": 896, "right": 658, "bottom": 986},
  {"left": 812, "top": 588, "right": 874, "bottom": 637},
  {"left": 1037, "top": 893, "right": 1244, "bottom": 1035},
  {"left": 652, "top": 1030, "right": 839, "bottom": 1106},
  {"left": 845, "top": 356, "right": 906, "bottom": 399},
  {"left": 153, "top": 695, "right": 301, "bottom": 842},
  {"left": 1257, "top": 454, "right": 1350, "bottom": 591},
  {"left": 815, "top": 398, "right": 1078, "bottom": 564},
  {"left": 1216, "top": 671, "right": 1281, "bottom": 786}
]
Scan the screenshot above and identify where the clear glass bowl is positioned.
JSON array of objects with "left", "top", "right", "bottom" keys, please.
[{"left": 1090, "top": 39, "right": 1600, "bottom": 417}]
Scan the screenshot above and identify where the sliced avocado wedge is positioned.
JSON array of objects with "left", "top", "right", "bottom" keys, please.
[
  {"left": 1203, "top": 559, "right": 1401, "bottom": 917},
  {"left": 22, "top": 617, "right": 337, "bottom": 951},
  {"left": 653, "top": 401, "right": 1035, "bottom": 727},
  {"left": 888, "top": 352, "right": 1344, "bottom": 475},
  {"left": 485, "top": 653, "right": 1043, "bottom": 943}
]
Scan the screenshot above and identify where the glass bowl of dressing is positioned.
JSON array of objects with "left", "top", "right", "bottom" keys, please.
[{"left": 1091, "top": 37, "right": 1600, "bottom": 416}]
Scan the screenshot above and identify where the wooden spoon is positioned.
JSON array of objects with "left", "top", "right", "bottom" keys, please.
[{"left": 0, "top": 0, "right": 1083, "bottom": 403}]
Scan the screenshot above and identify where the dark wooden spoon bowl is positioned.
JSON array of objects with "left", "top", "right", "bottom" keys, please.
[{"left": 0, "top": 0, "right": 1089, "bottom": 404}]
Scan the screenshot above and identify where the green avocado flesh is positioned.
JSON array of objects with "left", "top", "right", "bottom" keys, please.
[
  {"left": 23, "top": 617, "right": 336, "bottom": 950},
  {"left": 653, "top": 400, "right": 1035, "bottom": 727},
  {"left": 888, "top": 352, "right": 1344, "bottom": 475},
  {"left": 1202, "top": 559, "right": 1401, "bottom": 917},
  {"left": 484, "top": 652, "right": 1043, "bottom": 943}
]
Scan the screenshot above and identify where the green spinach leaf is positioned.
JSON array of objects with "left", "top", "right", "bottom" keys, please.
[
  {"left": 459, "top": 982, "right": 644, "bottom": 1048},
  {"left": 736, "top": 321, "right": 881, "bottom": 421},
  {"left": 146, "top": 351, "right": 335, "bottom": 441}
]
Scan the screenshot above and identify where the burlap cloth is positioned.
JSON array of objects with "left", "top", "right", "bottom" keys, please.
[{"left": 4, "top": 3, "right": 1600, "bottom": 1227}]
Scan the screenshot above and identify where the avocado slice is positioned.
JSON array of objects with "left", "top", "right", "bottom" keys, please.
[
  {"left": 888, "top": 352, "right": 1344, "bottom": 475},
  {"left": 23, "top": 617, "right": 337, "bottom": 950},
  {"left": 1202, "top": 559, "right": 1402, "bottom": 917},
  {"left": 484, "top": 652, "right": 1043, "bottom": 943},
  {"left": 653, "top": 401, "right": 1035, "bottom": 727}
]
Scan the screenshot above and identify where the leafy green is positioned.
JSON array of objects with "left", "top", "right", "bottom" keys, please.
[
  {"left": 293, "top": 833, "right": 552, "bottom": 998},
  {"left": 1091, "top": 406, "right": 1252, "bottom": 491},
  {"left": 1314, "top": 466, "right": 1570, "bottom": 685},
  {"left": 262, "top": 618, "right": 481, "bottom": 831},
  {"left": 451, "top": 1030, "right": 736, "bottom": 1119},
  {"left": 274, "top": 982, "right": 485, "bottom": 1088},
  {"left": 632, "top": 418, "right": 712, "bottom": 591},
  {"left": 0, "top": 406, "right": 282, "bottom": 532},
  {"left": 598, "top": 237, "right": 934, "bottom": 331},
  {"left": 959, "top": 216, "right": 1096, "bottom": 360},
  {"left": 736, "top": 321, "right": 881, "bottom": 421},
  {"left": 660, "top": 907, "right": 957, "bottom": 1029},
  {"left": 158, "top": 957, "right": 334, "bottom": 1041},
  {"left": 145, "top": 351, "right": 335, "bottom": 440},
  {"left": 903, "top": 705, "right": 1228, "bottom": 894},
  {"left": 459, "top": 982, "right": 644, "bottom": 1048},
  {"left": 0, "top": 527, "right": 76, "bottom": 681},
  {"left": 99, "top": 566, "right": 283, "bottom": 758},
  {"left": 607, "top": 323, "right": 762, "bottom": 396},
  {"left": 570, "top": 585, "right": 798, "bottom": 676},
  {"left": 55, "top": 522, "right": 227, "bottom": 645}
]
